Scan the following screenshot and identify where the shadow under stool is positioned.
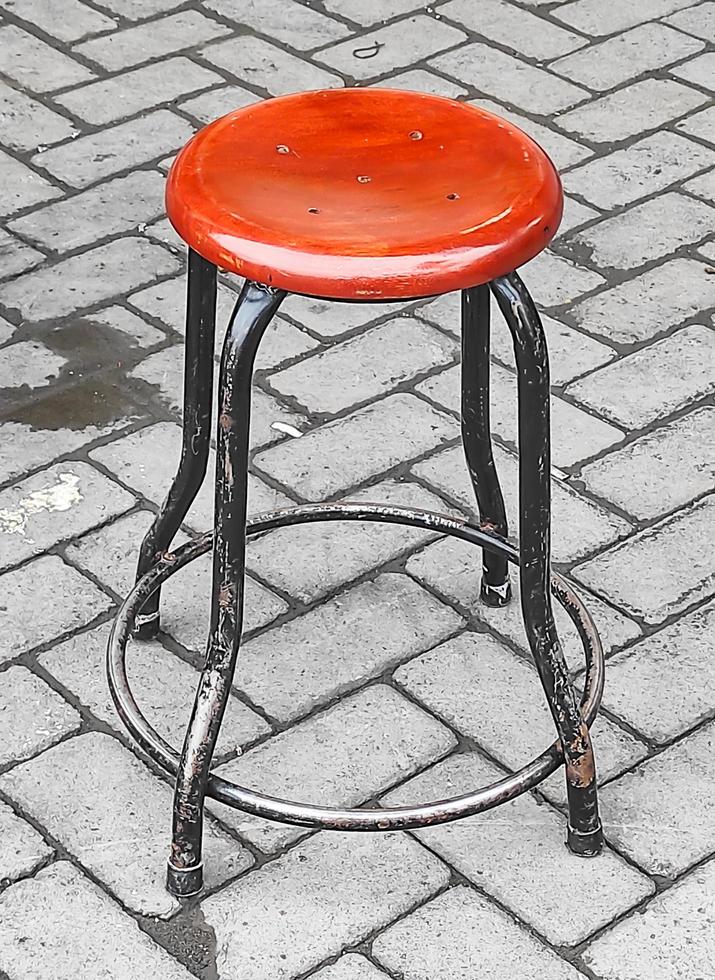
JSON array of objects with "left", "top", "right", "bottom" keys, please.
[{"left": 107, "top": 87, "right": 606, "bottom": 898}]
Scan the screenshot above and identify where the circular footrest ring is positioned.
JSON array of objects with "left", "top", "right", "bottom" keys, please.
[{"left": 107, "top": 503, "right": 604, "bottom": 832}]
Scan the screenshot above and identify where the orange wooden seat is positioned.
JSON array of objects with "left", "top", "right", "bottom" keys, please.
[{"left": 166, "top": 88, "right": 562, "bottom": 301}]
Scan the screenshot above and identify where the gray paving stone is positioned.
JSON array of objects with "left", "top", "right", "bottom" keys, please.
[
  {"left": 412, "top": 443, "right": 631, "bottom": 562},
  {"left": 0, "top": 339, "right": 66, "bottom": 389},
  {"left": 552, "top": 0, "right": 696, "bottom": 35},
  {"left": 0, "top": 316, "right": 14, "bottom": 345},
  {"left": 200, "top": 831, "right": 450, "bottom": 980},
  {"left": 55, "top": 57, "right": 221, "bottom": 126},
  {"left": 90, "top": 305, "right": 165, "bottom": 349},
  {"left": 522, "top": 249, "right": 606, "bottom": 308},
  {"left": 39, "top": 622, "right": 269, "bottom": 755},
  {"left": 74, "top": 10, "right": 229, "bottom": 70},
  {"left": 32, "top": 109, "right": 194, "bottom": 186},
  {"left": 0, "top": 799, "right": 52, "bottom": 884},
  {"left": 551, "top": 23, "right": 703, "bottom": 92},
  {"left": 160, "top": 548, "right": 288, "bottom": 648},
  {"left": 321, "top": 0, "right": 424, "bottom": 24},
  {"left": 316, "top": 16, "right": 467, "bottom": 80},
  {"left": 129, "top": 346, "right": 305, "bottom": 443},
  {"left": 569, "top": 192, "right": 715, "bottom": 270},
  {"left": 664, "top": 1, "right": 715, "bottom": 42},
  {"left": 395, "top": 632, "right": 647, "bottom": 806},
  {"left": 204, "top": 0, "right": 350, "bottom": 49},
  {"left": 579, "top": 406, "right": 715, "bottom": 520},
  {"left": 440, "top": 0, "right": 586, "bottom": 60},
  {"left": 373, "top": 69, "right": 468, "bottom": 99},
  {"left": 0, "top": 229, "right": 44, "bottom": 280},
  {"left": 246, "top": 477, "right": 459, "bottom": 602},
  {"left": 129, "top": 277, "right": 313, "bottom": 366},
  {"left": 373, "top": 886, "right": 587, "bottom": 980},
  {"left": 487, "top": 308, "right": 617, "bottom": 386},
  {"left": 0, "top": 411, "right": 137, "bottom": 486},
  {"left": 0, "top": 461, "right": 135, "bottom": 571},
  {"left": 0, "top": 666, "right": 80, "bottom": 766},
  {"left": 418, "top": 360, "right": 624, "bottom": 467},
  {"left": 601, "top": 599, "right": 715, "bottom": 744},
  {"left": 8, "top": 170, "right": 166, "bottom": 251},
  {"left": 0, "top": 24, "right": 95, "bottom": 92},
  {"left": 235, "top": 572, "right": 463, "bottom": 722},
  {"left": 255, "top": 393, "right": 459, "bottom": 501},
  {"left": 89, "top": 423, "right": 290, "bottom": 535},
  {"left": 270, "top": 317, "right": 457, "bottom": 415},
  {"left": 600, "top": 721, "right": 715, "bottom": 877},
  {"left": 0, "top": 148, "right": 61, "bottom": 216},
  {"left": 214, "top": 684, "right": 456, "bottom": 850},
  {"left": 384, "top": 751, "right": 654, "bottom": 946},
  {"left": 255, "top": 316, "right": 320, "bottom": 370},
  {"left": 178, "top": 84, "right": 262, "bottom": 124},
  {"left": 560, "top": 196, "right": 600, "bottom": 232},
  {"left": 0, "top": 0, "right": 117, "bottom": 42},
  {"left": 0, "top": 862, "right": 194, "bottom": 978},
  {"left": 406, "top": 534, "right": 642, "bottom": 663},
  {"left": 670, "top": 51, "right": 715, "bottom": 89},
  {"left": 200, "top": 34, "right": 343, "bottom": 96},
  {"left": 470, "top": 98, "right": 593, "bottom": 172},
  {"left": 0, "top": 732, "right": 253, "bottom": 917},
  {"left": 313, "top": 954, "right": 390, "bottom": 980},
  {"left": 432, "top": 43, "right": 589, "bottom": 115},
  {"left": 554, "top": 77, "right": 709, "bottom": 144},
  {"left": 0, "top": 236, "right": 180, "bottom": 321},
  {"left": 567, "top": 325, "right": 715, "bottom": 426},
  {"left": 0, "top": 78, "right": 77, "bottom": 152},
  {"left": 564, "top": 132, "right": 714, "bottom": 210},
  {"left": 582, "top": 859, "right": 715, "bottom": 980},
  {"left": 676, "top": 103, "right": 715, "bottom": 146},
  {"left": 684, "top": 166, "right": 715, "bottom": 202},
  {"left": 573, "top": 494, "right": 715, "bottom": 625},
  {"left": 128, "top": 276, "right": 238, "bottom": 337},
  {"left": 100, "top": 0, "right": 183, "bottom": 17},
  {"left": 282, "top": 294, "right": 405, "bottom": 338},
  {"left": 0, "top": 556, "right": 112, "bottom": 661}
]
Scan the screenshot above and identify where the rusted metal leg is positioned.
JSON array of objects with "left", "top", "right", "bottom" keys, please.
[
  {"left": 166, "top": 281, "right": 285, "bottom": 897},
  {"left": 491, "top": 272, "right": 603, "bottom": 857},
  {"left": 461, "top": 286, "right": 511, "bottom": 607},
  {"left": 134, "top": 249, "right": 217, "bottom": 639}
]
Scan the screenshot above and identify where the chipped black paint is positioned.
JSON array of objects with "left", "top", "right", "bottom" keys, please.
[
  {"left": 491, "top": 271, "right": 603, "bottom": 857},
  {"left": 133, "top": 249, "right": 217, "bottom": 639},
  {"left": 461, "top": 284, "right": 512, "bottom": 605}
]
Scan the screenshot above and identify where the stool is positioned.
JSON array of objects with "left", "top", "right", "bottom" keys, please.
[{"left": 107, "top": 88, "right": 605, "bottom": 898}]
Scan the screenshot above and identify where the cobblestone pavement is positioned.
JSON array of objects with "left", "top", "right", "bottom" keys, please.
[{"left": 0, "top": 0, "right": 714, "bottom": 976}]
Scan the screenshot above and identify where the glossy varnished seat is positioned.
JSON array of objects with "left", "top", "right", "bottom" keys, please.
[{"left": 166, "top": 88, "right": 563, "bottom": 300}]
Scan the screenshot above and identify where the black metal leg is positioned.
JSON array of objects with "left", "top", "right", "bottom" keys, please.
[
  {"left": 461, "top": 286, "right": 512, "bottom": 607},
  {"left": 166, "top": 281, "right": 285, "bottom": 897},
  {"left": 134, "top": 249, "right": 217, "bottom": 639},
  {"left": 491, "top": 272, "right": 603, "bottom": 857}
]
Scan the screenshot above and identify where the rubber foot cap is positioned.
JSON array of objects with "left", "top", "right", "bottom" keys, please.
[
  {"left": 166, "top": 861, "right": 203, "bottom": 897},
  {"left": 480, "top": 577, "right": 512, "bottom": 608},
  {"left": 567, "top": 824, "right": 604, "bottom": 858},
  {"left": 133, "top": 612, "right": 160, "bottom": 641}
]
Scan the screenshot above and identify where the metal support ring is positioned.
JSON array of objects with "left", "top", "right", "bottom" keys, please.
[{"left": 107, "top": 503, "right": 604, "bottom": 832}]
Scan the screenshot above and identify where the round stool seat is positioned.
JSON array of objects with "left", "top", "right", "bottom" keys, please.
[{"left": 166, "top": 88, "right": 563, "bottom": 300}]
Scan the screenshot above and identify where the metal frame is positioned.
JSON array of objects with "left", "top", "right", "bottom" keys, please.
[{"left": 108, "top": 250, "right": 605, "bottom": 898}]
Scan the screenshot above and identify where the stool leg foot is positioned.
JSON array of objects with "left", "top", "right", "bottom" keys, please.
[
  {"left": 166, "top": 860, "right": 204, "bottom": 898},
  {"left": 492, "top": 272, "right": 603, "bottom": 856},
  {"left": 461, "top": 286, "right": 511, "bottom": 605},
  {"left": 168, "top": 281, "right": 285, "bottom": 895},
  {"left": 568, "top": 821, "right": 604, "bottom": 858},
  {"left": 134, "top": 250, "right": 216, "bottom": 639}
]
